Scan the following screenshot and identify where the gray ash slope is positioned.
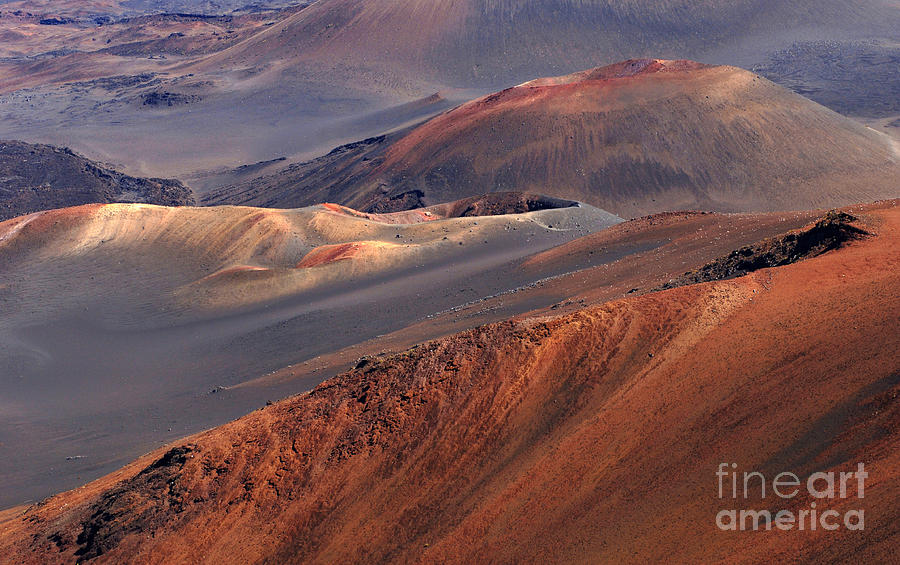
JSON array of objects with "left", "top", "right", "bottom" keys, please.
[{"left": 753, "top": 40, "right": 900, "bottom": 118}]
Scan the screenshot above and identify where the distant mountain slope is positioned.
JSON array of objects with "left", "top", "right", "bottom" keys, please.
[
  {"left": 0, "top": 140, "right": 194, "bottom": 220},
  {"left": 197, "top": 0, "right": 900, "bottom": 89},
  {"left": 1, "top": 201, "right": 897, "bottom": 563},
  {"left": 2, "top": 0, "right": 898, "bottom": 178},
  {"left": 206, "top": 59, "right": 900, "bottom": 218}
]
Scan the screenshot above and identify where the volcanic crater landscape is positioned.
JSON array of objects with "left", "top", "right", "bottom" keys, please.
[{"left": 0, "top": 1, "right": 899, "bottom": 564}]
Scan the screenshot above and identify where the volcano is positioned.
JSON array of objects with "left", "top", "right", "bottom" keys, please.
[{"left": 206, "top": 59, "right": 900, "bottom": 218}]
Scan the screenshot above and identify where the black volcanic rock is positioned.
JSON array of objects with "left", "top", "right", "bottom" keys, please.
[
  {"left": 655, "top": 211, "right": 870, "bottom": 290},
  {"left": 141, "top": 91, "right": 202, "bottom": 107},
  {"left": 0, "top": 141, "right": 194, "bottom": 221}
]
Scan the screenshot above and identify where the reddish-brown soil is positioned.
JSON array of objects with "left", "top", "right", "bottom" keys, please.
[
  {"left": 295, "top": 242, "right": 364, "bottom": 268},
  {"left": 1, "top": 201, "right": 896, "bottom": 563}
]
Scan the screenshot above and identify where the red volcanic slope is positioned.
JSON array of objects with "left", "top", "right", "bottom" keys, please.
[
  {"left": 360, "top": 59, "right": 899, "bottom": 216},
  {"left": 524, "top": 57, "right": 712, "bottom": 85},
  {"left": 205, "top": 59, "right": 900, "bottom": 217},
  {"left": 295, "top": 241, "right": 364, "bottom": 268},
  {"left": 0, "top": 202, "right": 897, "bottom": 563}
]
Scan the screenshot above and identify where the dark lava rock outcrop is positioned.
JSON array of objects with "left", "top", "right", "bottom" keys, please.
[
  {"left": 657, "top": 210, "right": 871, "bottom": 289},
  {"left": 0, "top": 140, "right": 194, "bottom": 220}
]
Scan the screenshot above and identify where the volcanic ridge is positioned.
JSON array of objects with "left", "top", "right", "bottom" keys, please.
[{"left": 0, "top": 201, "right": 897, "bottom": 563}]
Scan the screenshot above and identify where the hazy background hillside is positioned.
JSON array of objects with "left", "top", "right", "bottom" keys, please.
[{"left": 0, "top": 0, "right": 897, "bottom": 180}]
